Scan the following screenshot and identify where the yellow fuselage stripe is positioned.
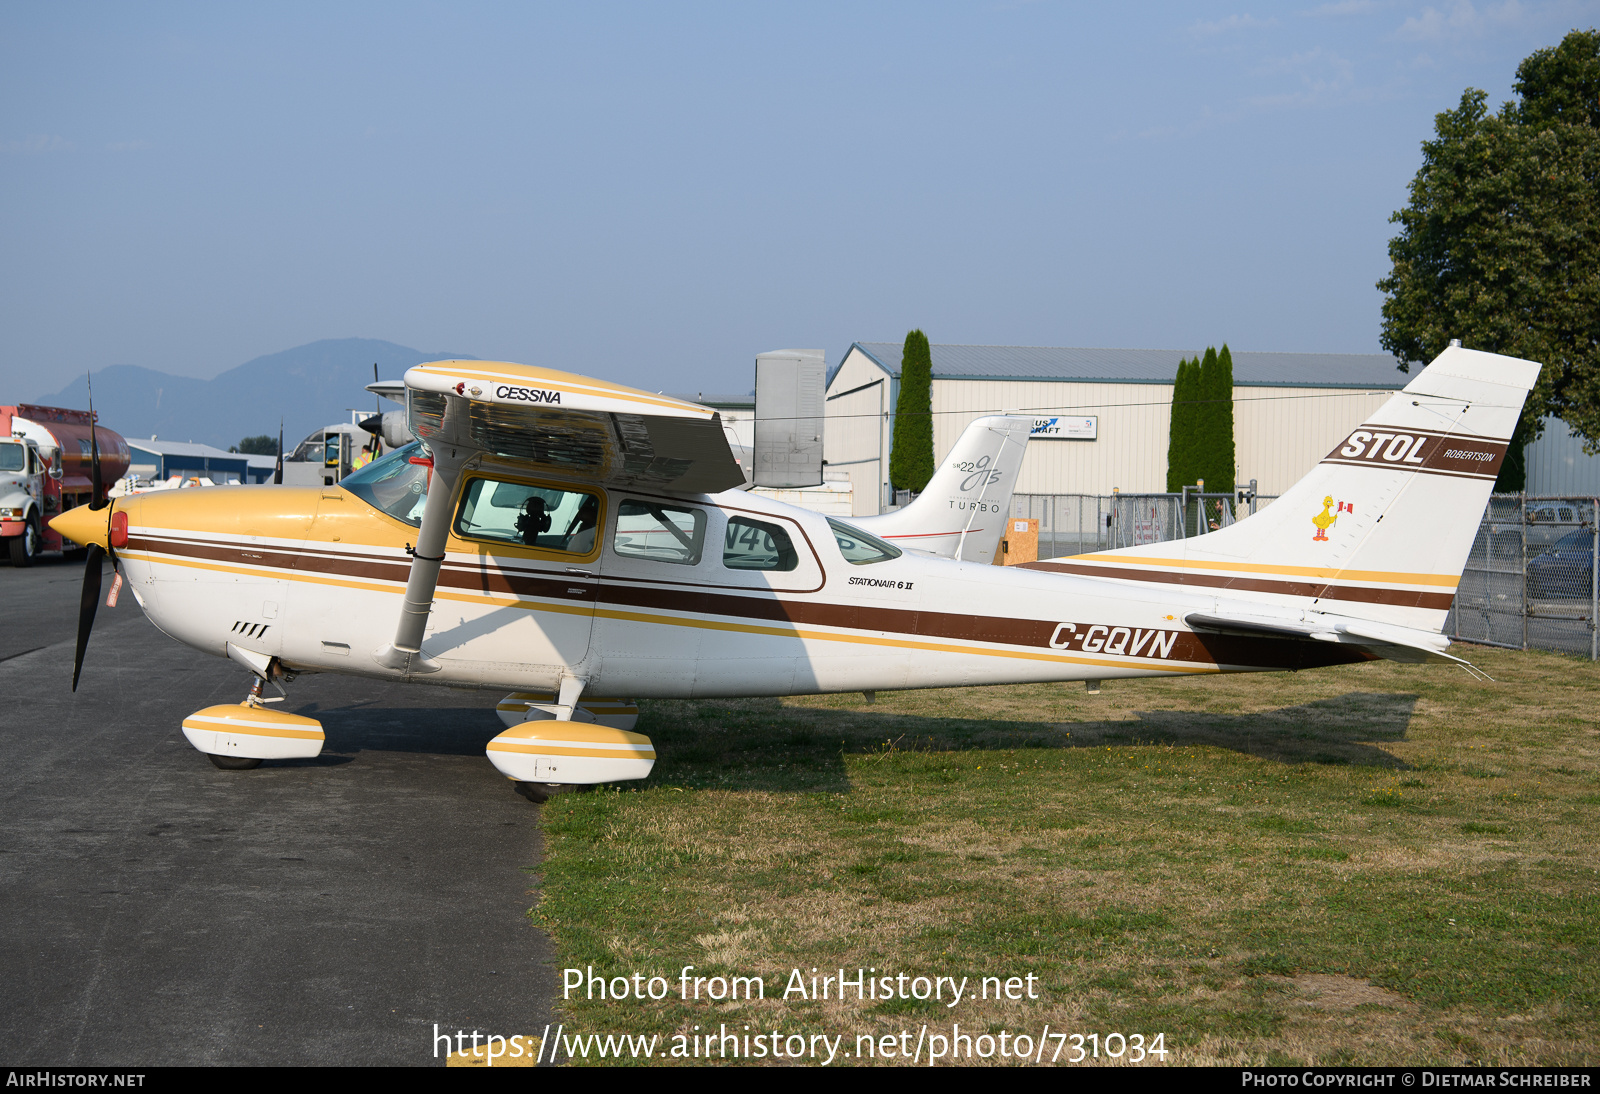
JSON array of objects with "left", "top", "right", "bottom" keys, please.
[{"left": 1064, "top": 553, "right": 1459, "bottom": 588}]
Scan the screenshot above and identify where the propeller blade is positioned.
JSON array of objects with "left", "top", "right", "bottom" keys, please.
[
  {"left": 372, "top": 363, "right": 382, "bottom": 457},
  {"left": 72, "top": 543, "right": 105, "bottom": 692},
  {"left": 84, "top": 374, "right": 117, "bottom": 570},
  {"left": 274, "top": 419, "right": 283, "bottom": 485},
  {"left": 87, "top": 373, "right": 106, "bottom": 510}
]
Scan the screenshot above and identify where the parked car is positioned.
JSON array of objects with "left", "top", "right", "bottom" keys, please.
[
  {"left": 1489, "top": 502, "right": 1594, "bottom": 560},
  {"left": 1526, "top": 529, "right": 1597, "bottom": 599},
  {"left": 1525, "top": 503, "right": 1586, "bottom": 556}
]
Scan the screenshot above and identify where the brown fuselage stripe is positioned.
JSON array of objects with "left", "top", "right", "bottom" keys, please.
[
  {"left": 125, "top": 533, "right": 1372, "bottom": 671},
  {"left": 1018, "top": 560, "right": 1456, "bottom": 611}
]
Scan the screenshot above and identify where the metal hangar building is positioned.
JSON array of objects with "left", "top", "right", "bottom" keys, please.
[{"left": 823, "top": 342, "right": 1410, "bottom": 517}]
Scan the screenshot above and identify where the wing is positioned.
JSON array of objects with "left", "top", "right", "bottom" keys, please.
[
  {"left": 404, "top": 360, "right": 744, "bottom": 495},
  {"left": 372, "top": 360, "right": 743, "bottom": 676},
  {"left": 366, "top": 379, "right": 408, "bottom": 406}
]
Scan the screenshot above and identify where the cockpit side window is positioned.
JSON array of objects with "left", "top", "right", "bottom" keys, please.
[{"left": 454, "top": 476, "right": 601, "bottom": 554}]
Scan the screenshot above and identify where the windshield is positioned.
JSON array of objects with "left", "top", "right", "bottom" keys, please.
[
  {"left": 828, "top": 518, "right": 902, "bottom": 565},
  {"left": 340, "top": 442, "right": 429, "bottom": 526},
  {"left": 0, "top": 443, "right": 23, "bottom": 472}
]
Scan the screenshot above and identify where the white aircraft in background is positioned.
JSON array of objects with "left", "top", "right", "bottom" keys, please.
[
  {"left": 53, "top": 346, "right": 1536, "bottom": 800},
  {"left": 850, "top": 415, "right": 1033, "bottom": 563}
]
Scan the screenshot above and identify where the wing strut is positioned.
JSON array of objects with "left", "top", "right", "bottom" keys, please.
[{"left": 373, "top": 424, "right": 476, "bottom": 674}]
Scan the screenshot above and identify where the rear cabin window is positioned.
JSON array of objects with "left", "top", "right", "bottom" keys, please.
[
  {"left": 722, "top": 517, "right": 799, "bottom": 572},
  {"left": 828, "top": 518, "right": 902, "bottom": 565},
  {"left": 455, "top": 477, "right": 600, "bottom": 554},
  {"left": 613, "top": 500, "right": 706, "bottom": 566}
]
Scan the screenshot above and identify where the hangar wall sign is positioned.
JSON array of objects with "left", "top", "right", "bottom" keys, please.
[{"left": 1030, "top": 416, "right": 1097, "bottom": 441}]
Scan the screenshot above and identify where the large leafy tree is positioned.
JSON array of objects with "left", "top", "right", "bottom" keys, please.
[
  {"left": 889, "top": 329, "right": 935, "bottom": 494},
  {"left": 234, "top": 434, "right": 279, "bottom": 456},
  {"left": 1378, "top": 29, "right": 1600, "bottom": 489}
]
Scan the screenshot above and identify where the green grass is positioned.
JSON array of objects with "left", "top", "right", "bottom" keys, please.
[{"left": 530, "top": 647, "right": 1600, "bottom": 1066}]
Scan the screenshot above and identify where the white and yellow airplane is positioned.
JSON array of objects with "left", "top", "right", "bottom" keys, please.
[{"left": 52, "top": 345, "right": 1536, "bottom": 798}]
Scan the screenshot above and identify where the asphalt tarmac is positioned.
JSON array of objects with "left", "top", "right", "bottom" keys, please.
[{"left": 0, "top": 556, "right": 557, "bottom": 1066}]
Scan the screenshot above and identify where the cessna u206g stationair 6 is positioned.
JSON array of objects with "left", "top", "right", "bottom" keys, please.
[{"left": 52, "top": 346, "right": 1537, "bottom": 796}]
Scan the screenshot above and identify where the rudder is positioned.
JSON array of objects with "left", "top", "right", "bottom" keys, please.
[
  {"left": 854, "top": 415, "right": 1033, "bottom": 562},
  {"left": 1045, "top": 346, "right": 1540, "bottom": 631}
]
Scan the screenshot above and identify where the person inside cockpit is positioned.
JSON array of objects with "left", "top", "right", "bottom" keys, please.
[
  {"left": 564, "top": 494, "right": 600, "bottom": 553},
  {"left": 515, "top": 496, "right": 550, "bottom": 545}
]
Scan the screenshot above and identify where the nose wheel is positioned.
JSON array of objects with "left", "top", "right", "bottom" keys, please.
[
  {"left": 182, "top": 657, "right": 325, "bottom": 769},
  {"left": 208, "top": 754, "right": 263, "bottom": 770},
  {"left": 512, "top": 781, "right": 597, "bottom": 805}
]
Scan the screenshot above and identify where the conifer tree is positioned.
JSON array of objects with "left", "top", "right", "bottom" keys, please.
[
  {"left": 1166, "top": 355, "right": 1200, "bottom": 492},
  {"left": 1197, "top": 345, "right": 1220, "bottom": 494},
  {"left": 889, "top": 329, "right": 935, "bottom": 494},
  {"left": 1199, "top": 345, "right": 1236, "bottom": 497},
  {"left": 1168, "top": 347, "right": 1236, "bottom": 499}
]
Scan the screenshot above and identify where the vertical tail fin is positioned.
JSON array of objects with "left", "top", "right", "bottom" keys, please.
[
  {"left": 853, "top": 415, "right": 1033, "bottom": 562},
  {"left": 1043, "top": 346, "right": 1540, "bottom": 631}
]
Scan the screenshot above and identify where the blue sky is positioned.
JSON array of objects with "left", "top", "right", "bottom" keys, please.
[{"left": 4, "top": 1, "right": 1598, "bottom": 397}]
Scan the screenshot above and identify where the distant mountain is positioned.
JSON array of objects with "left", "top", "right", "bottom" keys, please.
[{"left": 34, "top": 339, "right": 476, "bottom": 451}]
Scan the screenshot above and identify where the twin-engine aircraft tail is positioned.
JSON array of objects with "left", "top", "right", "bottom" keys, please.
[
  {"left": 1032, "top": 346, "right": 1540, "bottom": 651},
  {"left": 853, "top": 415, "right": 1034, "bottom": 563}
]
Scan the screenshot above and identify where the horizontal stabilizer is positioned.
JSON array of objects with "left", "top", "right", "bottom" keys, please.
[{"left": 1183, "top": 611, "right": 1486, "bottom": 676}]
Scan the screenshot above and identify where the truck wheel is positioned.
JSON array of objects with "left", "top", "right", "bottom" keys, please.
[{"left": 8, "top": 520, "right": 38, "bottom": 567}]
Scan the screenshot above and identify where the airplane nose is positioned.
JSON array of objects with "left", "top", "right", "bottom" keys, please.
[{"left": 51, "top": 502, "right": 111, "bottom": 550}]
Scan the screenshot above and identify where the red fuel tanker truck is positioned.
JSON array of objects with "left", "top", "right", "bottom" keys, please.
[{"left": 1, "top": 404, "right": 130, "bottom": 566}]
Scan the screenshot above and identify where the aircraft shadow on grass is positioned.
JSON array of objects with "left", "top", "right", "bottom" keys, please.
[
  {"left": 634, "top": 691, "right": 1423, "bottom": 794},
  {"left": 258, "top": 691, "right": 1419, "bottom": 787}
]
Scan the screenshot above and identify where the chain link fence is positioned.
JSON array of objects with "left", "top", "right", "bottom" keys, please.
[
  {"left": 1012, "top": 491, "right": 1599, "bottom": 661},
  {"left": 1447, "top": 495, "right": 1598, "bottom": 661},
  {"left": 1011, "top": 490, "right": 1275, "bottom": 557}
]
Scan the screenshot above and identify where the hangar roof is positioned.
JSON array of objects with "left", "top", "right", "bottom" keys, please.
[
  {"left": 843, "top": 342, "right": 1410, "bottom": 389},
  {"left": 128, "top": 438, "right": 252, "bottom": 461},
  {"left": 668, "top": 392, "right": 755, "bottom": 410}
]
